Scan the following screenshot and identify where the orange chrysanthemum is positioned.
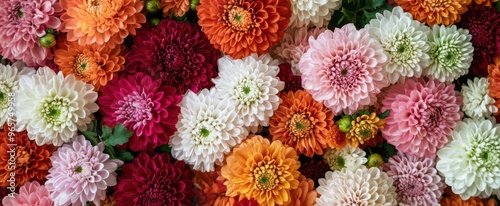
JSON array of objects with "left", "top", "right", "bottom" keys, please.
[
  {"left": 221, "top": 135, "right": 301, "bottom": 206},
  {"left": 60, "top": 0, "right": 146, "bottom": 49},
  {"left": 347, "top": 112, "right": 386, "bottom": 147},
  {"left": 326, "top": 123, "right": 347, "bottom": 149},
  {"left": 270, "top": 90, "right": 334, "bottom": 157},
  {"left": 488, "top": 57, "right": 500, "bottom": 112},
  {"left": 393, "top": 0, "right": 471, "bottom": 26},
  {"left": 161, "top": 0, "right": 189, "bottom": 17},
  {"left": 196, "top": 0, "right": 292, "bottom": 59},
  {"left": 54, "top": 38, "right": 126, "bottom": 91},
  {"left": 287, "top": 175, "right": 317, "bottom": 206},
  {"left": 0, "top": 125, "right": 56, "bottom": 187},
  {"left": 440, "top": 193, "right": 497, "bottom": 206},
  {"left": 91, "top": 191, "right": 116, "bottom": 206}
]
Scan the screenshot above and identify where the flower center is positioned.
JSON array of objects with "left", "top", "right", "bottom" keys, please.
[
  {"left": 225, "top": 6, "right": 254, "bottom": 32},
  {"left": 15, "top": 147, "right": 30, "bottom": 166},
  {"left": 430, "top": 41, "right": 461, "bottom": 67},
  {"left": 16, "top": 7, "right": 24, "bottom": 18},
  {"left": 200, "top": 128, "right": 210, "bottom": 137},
  {"left": 396, "top": 175, "right": 426, "bottom": 197},
  {"left": 468, "top": 135, "right": 500, "bottom": 172},
  {"left": 86, "top": 0, "right": 110, "bottom": 15},
  {"left": 73, "top": 53, "right": 94, "bottom": 78},
  {"left": 253, "top": 161, "right": 280, "bottom": 191},
  {"left": 75, "top": 166, "right": 83, "bottom": 173},
  {"left": 286, "top": 113, "right": 313, "bottom": 139},
  {"left": 193, "top": 115, "right": 221, "bottom": 145},
  {"left": 387, "top": 33, "right": 418, "bottom": 68},
  {"left": 41, "top": 97, "right": 70, "bottom": 126},
  {"left": 468, "top": 23, "right": 493, "bottom": 49},
  {"left": 327, "top": 52, "right": 363, "bottom": 91},
  {"left": 117, "top": 91, "right": 154, "bottom": 129},
  {"left": 234, "top": 77, "right": 262, "bottom": 106}
]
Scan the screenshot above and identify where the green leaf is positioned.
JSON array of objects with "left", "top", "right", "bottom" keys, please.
[
  {"left": 497, "top": 2, "right": 500, "bottom": 12},
  {"left": 81, "top": 131, "right": 99, "bottom": 146},
  {"left": 101, "top": 125, "right": 112, "bottom": 141},
  {"left": 156, "top": 144, "right": 172, "bottom": 154},
  {"left": 371, "top": 0, "right": 385, "bottom": 9},
  {"left": 104, "top": 145, "right": 116, "bottom": 159},
  {"left": 115, "top": 149, "right": 135, "bottom": 162},
  {"left": 378, "top": 110, "right": 391, "bottom": 119},
  {"left": 104, "top": 124, "right": 133, "bottom": 147}
]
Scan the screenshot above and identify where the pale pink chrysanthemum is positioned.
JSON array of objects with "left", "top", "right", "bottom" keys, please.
[
  {"left": 298, "top": 23, "right": 389, "bottom": 115},
  {"left": 274, "top": 27, "right": 325, "bottom": 75},
  {"left": 2, "top": 181, "right": 53, "bottom": 206},
  {"left": 45, "top": 135, "right": 123, "bottom": 206},
  {"left": 383, "top": 152, "right": 446, "bottom": 206},
  {"left": 380, "top": 78, "right": 463, "bottom": 158},
  {"left": 0, "top": 0, "right": 62, "bottom": 66}
]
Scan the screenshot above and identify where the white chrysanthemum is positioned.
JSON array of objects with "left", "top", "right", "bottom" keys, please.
[
  {"left": 16, "top": 67, "right": 99, "bottom": 146},
  {"left": 213, "top": 53, "right": 284, "bottom": 133},
  {"left": 461, "top": 77, "right": 498, "bottom": 119},
  {"left": 316, "top": 166, "right": 398, "bottom": 206},
  {"left": 424, "top": 25, "right": 473, "bottom": 82},
  {"left": 436, "top": 118, "right": 500, "bottom": 200},
  {"left": 170, "top": 88, "right": 248, "bottom": 172},
  {"left": 289, "top": 0, "right": 341, "bottom": 28},
  {"left": 323, "top": 145, "right": 367, "bottom": 171},
  {"left": 0, "top": 62, "right": 34, "bottom": 126},
  {"left": 365, "top": 6, "right": 431, "bottom": 84}
]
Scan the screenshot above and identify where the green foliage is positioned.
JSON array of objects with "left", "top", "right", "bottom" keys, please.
[
  {"left": 329, "top": 0, "right": 393, "bottom": 29},
  {"left": 80, "top": 123, "right": 134, "bottom": 162}
]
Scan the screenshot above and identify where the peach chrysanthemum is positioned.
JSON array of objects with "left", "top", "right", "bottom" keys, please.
[
  {"left": 488, "top": 57, "right": 500, "bottom": 112},
  {"left": 0, "top": 125, "right": 56, "bottom": 187},
  {"left": 60, "top": 0, "right": 146, "bottom": 49},
  {"left": 287, "top": 175, "right": 317, "bottom": 206},
  {"left": 347, "top": 112, "right": 386, "bottom": 147},
  {"left": 393, "top": 0, "right": 471, "bottom": 26},
  {"left": 221, "top": 135, "right": 301, "bottom": 206},
  {"left": 161, "top": 0, "right": 189, "bottom": 17},
  {"left": 196, "top": 0, "right": 292, "bottom": 59},
  {"left": 54, "top": 38, "right": 125, "bottom": 91},
  {"left": 270, "top": 90, "right": 334, "bottom": 157}
]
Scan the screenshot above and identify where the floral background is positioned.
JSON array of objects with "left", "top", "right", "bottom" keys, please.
[{"left": 0, "top": 0, "right": 500, "bottom": 205}]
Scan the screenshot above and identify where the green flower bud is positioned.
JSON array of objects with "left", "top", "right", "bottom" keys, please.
[
  {"left": 145, "top": 0, "right": 160, "bottom": 13},
  {"left": 190, "top": 0, "right": 199, "bottom": 11},
  {"left": 39, "top": 33, "right": 56, "bottom": 48},
  {"left": 150, "top": 18, "right": 161, "bottom": 27},
  {"left": 366, "top": 153, "right": 384, "bottom": 168},
  {"left": 338, "top": 115, "right": 353, "bottom": 133}
]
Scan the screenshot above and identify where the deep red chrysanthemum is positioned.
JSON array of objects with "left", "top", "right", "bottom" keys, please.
[
  {"left": 298, "top": 157, "right": 330, "bottom": 185},
  {"left": 98, "top": 72, "right": 182, "bottom": 151},
  {"left": 458, "top": 7, "right": 500, "bottom": 77},
  {"left": 278, "top": 62, "right": 303, "bottom": 92},
  {"left": 125, "top": 19, "right": 219, "bottom": 95},
  {"left": 114, "top": 153, "right": 194, "bottom": 206}
]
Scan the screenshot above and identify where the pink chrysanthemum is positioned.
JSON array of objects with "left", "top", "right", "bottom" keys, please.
[
  {"left": 114, "top": 153, "right": 194, "bottom": 206},
  {"left": 0, "top": 0, "right": 62, "bottom": 66},
  {"left": 298, "top": 23, "right": 389, "bottom": 115},
  {"left": 2, "top": 181, "right": 53, "bottom": 206},
  {"left": 126, "top": 19, "right": 219, "bottom": 95},
  {"left": 45, "top": 135, "right": 123, "bottom": 206},
  {"left": 99, "top": 72, "right": 182, "bottom": 151},
  {"left": 383, "top": 152, "right": 446, "bottom": 206},
  {"left": 274, "top": 27, "right": 325, "bottom": 75},
  {"left": 278, "top": 62, "right": 303, "bottom": 92},
  {"left": 381, "top": 78, "right": 463, "bottom": 158}
]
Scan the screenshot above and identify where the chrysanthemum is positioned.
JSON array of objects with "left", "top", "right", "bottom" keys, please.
[
  {"left": 54, "top": 38, "right": 126, "bottom": 91},
  {"left": 365, "top": 6, "right": 431, "bottom": 84},
  {"left": 287, "top": 175, "right": 317, "bottom": 206},
  {"left": 126, "top": 19, "right": 219, "bottom": 95},
  {"left": 99, "top": 72, "right": 181, "bottom": 151},
  {"left": 274, "top": 27, "right": 325, "bottom": 75},
  {"left": 393, "top": 0, "right": 471, "bottom": 26},
  {"left": 170, "top": 88, "right": 248, "bottom": 172},
  {"left": 0, "top": 0, "right": 61, "bottom": 66},
  {"left": 326, "top": 123, "right": 347, "bottom": 149},
  {"left": 425, "top": 25, "right": 474, "bottom": 82},
  {"left": 16, "top": 67, "right": 99, "bottom": 146},
  {"left": 461, "top": 77, "right": 498, "bottom": 119},
  {"left": 316, "top": 166, "right": 397, "bottom": 205},
  {"left": 298, "top": 157, "right": 330, "bottom": 184},
  {"left": 383, "top": 152, "right": 445, "bottom": 205},
  {"left": 45, "top": 135, "right": 122, "bottom": 206},
  {"left": 288, "top": 0, "right": 341, "bottom": 28},
  {"left": 60, "top": 0, "right": 146, "bottom": 49},
  {"left": 488, "top": 57, "right": 500, "bottom": 111},
  {"left": 440, "top": 192, "right": 497, "bottom": 206},
  {"left": 436, "top": 118, "right": 500, "bottom": 200},
  {"left": 196, "top": 0, "right": 292, "bottom": 59},
  {"left": 161, "top": 0, "right": 189, "bottom": 17},
  {"left": 346, "top": 112, "right": 386, "bottom": 147},
  {"left": 114, "top": 153, "right": 194, "bottom": 206},
  {"left": 323, "top": 144, "right": 367, "bottom": 171},
  {"left": 1, "top": 181, "right": 52, "bottom": 206},
  {"left": 277, "top": 63, "right": 303, "bottom": 92},
  {"left": 458, "top": 7, "right": 500, "bottom": 77},
  {"left": 298, "top": 23, "right": 389, "bottom": 115},
  {"left": 0, "top": 125, "right": 56, "bottom": 187},
  {"left": 90, "top": 192, "right": 116, "bottom": 206},
  {"left": 270, "top": 90, "right": 334, "bottom": 157},
  {"left": 381, "top": 78, "right": 463, "bottom": 158},
  {"left": 221, "top": 135, "right": 301, "bottom": 206},
  {"left": 213, "top": 54, "right": 284, "bottom": 133},
  {"left": 0, "top": 62, "right": 34, "bottom": 127}
]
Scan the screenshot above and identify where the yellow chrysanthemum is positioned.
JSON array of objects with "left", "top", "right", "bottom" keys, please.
[{"left": 347, "top": 112, "right": 385, "bottom": 147}]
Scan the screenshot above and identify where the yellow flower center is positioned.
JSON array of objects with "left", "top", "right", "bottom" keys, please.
[
  {"left": 86, "top": 0, "right": 115, "bottom": 17},
  {"left": 253, "top": 161, "right": 281, "bottom": 191},
  {"left": 225, "top": 6, "right": 254, "bottom": 32},
  {"left": 286, "top": 113, "right": 312, "bottom": 139},
  {"left": 73, "top": 53, "right": 93, "bottom": 79},
  {"left": 15, "top": 147, "right": 30, "bottom": 166}
]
